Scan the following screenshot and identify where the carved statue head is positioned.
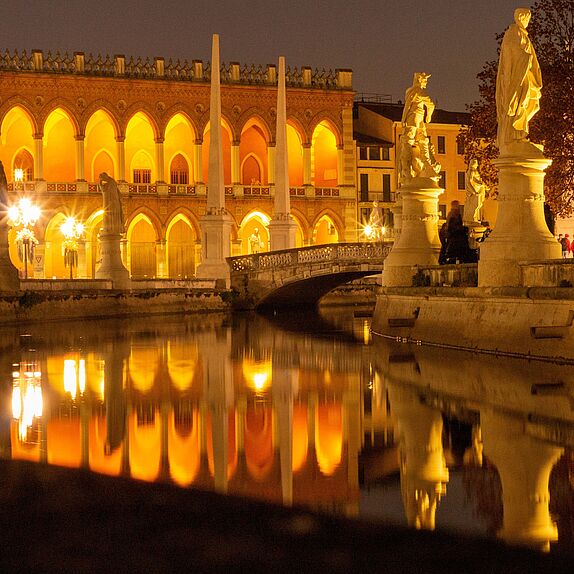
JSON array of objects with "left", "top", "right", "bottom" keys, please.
[
  {"left": 514, "top": 8, "right": 531, "bottom": 29},
  {"left": 413, "top": 72, "right": 431, "bottom": 88}
]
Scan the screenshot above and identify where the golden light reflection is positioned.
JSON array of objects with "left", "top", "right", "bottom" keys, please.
[
  {"left": 63, "top": 358, "right": 86, "bottom": 400},
  {"left": 242, "top": 359, "right": 272, "bottom": 393},
  {"left": 11, "top": 363, "right": 43, "bottom": 442}
]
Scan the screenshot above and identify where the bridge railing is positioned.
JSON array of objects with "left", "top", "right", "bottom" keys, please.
[{"left": 228, "top": 242, "right": 390, "bottom": 273}]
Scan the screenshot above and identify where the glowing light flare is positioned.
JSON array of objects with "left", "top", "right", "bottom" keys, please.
[
  {"left": 8, "top": 198, "right": 41, "bottom": 228},
  {"left": 13, "top": 168, "right": 24, "bottom": 182},
  {"left": 63, "top": 358, "right": 87, "bottom": 400},
  {"left": 60, "top": 217, "right": 84, "bottom": 240}
]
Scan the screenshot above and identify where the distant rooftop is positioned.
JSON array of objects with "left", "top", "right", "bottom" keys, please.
[{"left": 0, "top": 48, "right": 353, "bottom": 90}]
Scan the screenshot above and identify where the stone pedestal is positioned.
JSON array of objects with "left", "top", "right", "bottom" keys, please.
[
  {"left": 0, "top": 227, "right": 19, "bottom": 290},
  {"left": 95, "top": 232, "right": 130, "bottom": 289},
  {"left": 269, "top": 215, "right": 297, "bottom": 252},
  {"left": 467, "top": 222, "right": 488, "bottom": 250},
  {"left": 382, "top": 180, "right": 442, "bottom": 287},
  {"left": 481, "top": 410, "right": 563, "bottom": 551},
  {"left": 196, "top": 212, "right": 233, "bottom": 285},
  {"left": 478, "top": 153, "right": 561, "bottom": 287}
]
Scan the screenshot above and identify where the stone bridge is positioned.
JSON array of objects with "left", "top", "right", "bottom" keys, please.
[{"left": 227, "top": 242, "right": 390, "bottom": 309}]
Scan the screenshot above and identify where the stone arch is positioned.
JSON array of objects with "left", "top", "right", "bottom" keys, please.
[
  {"left": 240, "top": 153, "right": 263, "bottom": 185},
  {"left": 85, "top": 108, "right": 121, "bottom": 180},
  {"left": 126, "top": 112, "right": 158, "bottom": 183},
  {"left": 289, "top": 208, "right": 308, "bottom": 247},
  {"left": 311, "top": 120, "right": 339, "bottom": 188},
  {"left": 168, "top": 152, "right": 192, "bottom": 185},
  {"left": 238, "top": 112, "right": 272, "bottom": 142},
  {"left": 161, "top": 107, "right": 199, "bottom": 140},
  {"left": 166, "top": 213, "right": 198, "bottom": 278},
  {"left": 43, "top": 210, "right": 83, "bottom": 279},
  {"left": 91, "top": 149, "right": 116, "bottom": 182},
  {"left": 201, "top": 116, "right": 234, "bottom": 185},
  {"left": 126, "top": 211, "right": 159, "bottom": 278},
  {"left": 0, "top": 99, "right": 39, "bottom": 136},
  {"left": 80, "top": 101, "right": 121, "bottom": 138},
  {"left": 38, "top": 100, "right": 81, "bottom": 136},
  {"left": 309, "top": 114, "right": 342, "bottom": 146},
  {"left": 43, "top": 107, "right": 77, "bottom": 182},
  {"left": 286, "top": 120, "right": 306, "bottom": 186},
  {"left": 311, "top": 210, "right": 343, "bottom": 245},
  {"left": 12, "top": 147, "right": 34, "bottom": 181},
  {"left": 238, "top": 210, "right": 271, "bottom": 255},
  {"left": 122, "top": 104, "right": 161, "bottom": 139},
  {"left": 165, "top": 113, "right": 197, "bottom": 184}
]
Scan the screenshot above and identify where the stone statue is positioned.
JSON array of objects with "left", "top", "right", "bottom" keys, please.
[
  {"left": 99, "top": 172, "right": 124, "bottom": 234},
  {"left": 398, "top": 72, "right": 441, "bottom": 185},
  {"left": 496, "top": 8, "right": 542, "bottom": 154},
  {"left": 0, "top": 160, "right": 9, "bottom": 206},
  {"left": 367, "top": 200, "right": 384, "bottom": 240},
  {"left": 464, "top": 159, "right": 488, "bottom": 225},
  {"left": 249, "top": 227, "right": 263, "bottom": 253}
]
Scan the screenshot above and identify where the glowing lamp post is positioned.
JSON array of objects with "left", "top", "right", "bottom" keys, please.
[
  {"left": 61, "top": 217, "right": 84, "bottom": 280},
  {"left": 8, "top": 198, "right": 40, "bottom": 279}
]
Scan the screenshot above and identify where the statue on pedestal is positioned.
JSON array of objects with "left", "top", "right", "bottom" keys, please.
[
  {"left": 398, "top": 72, "right": 441, "bottom": 186},
  {"left": 464, "top": 159, "right": 488, "bottom": 225},
  {"left": 496, "top": 7, "right": 542, "bottom": 155},
  {"left": 99, "top": 172, "right": 124, "bottom": 234},
  {"left": 249, "top": 227, "right": 263, "bottom": 254}
]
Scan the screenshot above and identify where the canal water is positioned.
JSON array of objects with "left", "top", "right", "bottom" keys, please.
[{"left": 1, "top": 307, "right": 573, "bottom": 556}]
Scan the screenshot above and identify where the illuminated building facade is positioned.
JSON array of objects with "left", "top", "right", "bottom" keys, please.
[
  {"left": 0, "top": 50, "right": 356, "bottom": 279},
  {"left": 353, "top": 99, "right": 473, "bottom": 233}
]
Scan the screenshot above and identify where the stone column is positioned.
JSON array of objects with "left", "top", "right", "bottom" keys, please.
[
  {"left": 196, "top": 34, "right": 233, "bottom": 285},
  {"left": 33, "top": 134, "right": 44, "bottom": 181},
  {"left": 116, "top": 137, "right": 126, "bottom": 182},
  {"left": 382, "top": 180, "right": 442, "bottom": 286},
  {"left": 75, "top": 136, "right": 86, "bottom": 181},
  {"left": 267, "top": 143, "right": 276, "bottom": 185},
  {"left": 155, "top": 239, "right": 167, "bottom": 278},
  {"left": 302, "top": 144, "right": 312, "bottom": 186},
  {"left": 199, "top": 328, "right": 234, "bottom": 494},
  {"left": 155, "top": 138, "right": 165, "bottom": 183},
  {"left": 337, "top": 145, "right": 344, "bottom": 186},
  {"left": 231, "top": 141, "right": 241, "bottom": 185},
  {"left": 268, "top": 56, "right": 297, "bottom": 251},
  {"left": 76, "top": 239, "right": 87, "bottom": 279},
  {"left": 388, "top": 383, "right": 449, "bottom": 530},
  {"left": 0, "top": 224, "right": 19, "bottom": 290},
  {"left": 481, "top": 410, "right": 563, "bottom": 551},
  {"left": 194, "top": 140, "right": 203, "bottom": 183},
  {"left": 478, "top": 152, "right": 561, "bottom": 287},
  {"left": 272, "top": 364, "right": 299, "bottom": 506}
]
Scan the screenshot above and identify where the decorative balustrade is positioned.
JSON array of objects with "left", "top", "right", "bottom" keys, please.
[
  {"left": 242, "top": 186, "right": 270, "bottom": 196},
  {"left": 167, "top": 185, "right": 196, "bottom": 195},
  {"left": 0, "top": 49, "right": 352, "bottom": 89},
  {"left": 315, "top": 187, "right": 340, "bottom": 197},
  {"left": 228, "top": 242, "right": 389, "bottom": 274}
]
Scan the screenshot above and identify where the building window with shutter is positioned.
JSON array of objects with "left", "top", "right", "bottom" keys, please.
[{"left": 360, "top": 173, "right": 369, "bottom": 202}]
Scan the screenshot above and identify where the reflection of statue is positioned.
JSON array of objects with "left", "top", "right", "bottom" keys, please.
[
  {"left": 496, "top": 8, "right": 542, "bottom": 153},
  {"left": 249, "top": 227, "right": 263, "bottom": 253},
  {"left": 0, "top": 160, "right": 9, "bottom": 206},
  {"left": 99, "top": 172, "right": 124, "bottom": 234},
  {"left": 398, "top": 73, "right": 441, "bottom": 185},
  {"left": 464, "top": 159, "right": 488, "bottom": 225}
]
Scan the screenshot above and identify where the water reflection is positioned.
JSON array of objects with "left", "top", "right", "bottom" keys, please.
[{"left": 0, "top": 310, "right": 573, "bottom": 555}]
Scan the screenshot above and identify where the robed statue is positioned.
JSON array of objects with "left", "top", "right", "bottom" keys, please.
[
  {"left": 464, "top": 159, "right": 488, "bottom": 225},
  {"left": 496, "top": 8, "right": 542, "bottom": 153},
  {"left": 397, "top": 72, "right": 441, "bottom": 185},
  {"left": 99, "top": 172, "right": 124, "bottom": 234}
]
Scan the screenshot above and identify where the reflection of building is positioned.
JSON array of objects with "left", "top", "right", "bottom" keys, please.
[
  {"left": 0, "top": 50, "right": 356, "bottom": 279},
  {"left": 8, "top": 325, "right": 362, "bottom": 515}
]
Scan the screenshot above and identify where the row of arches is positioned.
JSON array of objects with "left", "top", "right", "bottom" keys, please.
[
  {"left": 13, "top": 208, "right": 341, "bottom": 279},
  {"left": 2, "top": 105, "right": 340, "bottom": 188}
]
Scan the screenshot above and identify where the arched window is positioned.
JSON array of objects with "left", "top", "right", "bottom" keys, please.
[
  {"left": 13, "top": 149, "right": 34, "bottom": 181},
  {"left": 170, "top": 154, "right": 189, "bottom": 185},
  {"left": 132, "top": 151, "right": 152, "bottom": 184}
]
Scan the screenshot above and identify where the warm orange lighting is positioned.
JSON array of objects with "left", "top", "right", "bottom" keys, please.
[
  {"left": 13, "top": 168, "right": 24, "bottom": 182},
  {"left": 242, "top": 358, "right": 272, "bottom": 393},
  {"left": 12, "top": 363, "right": 43, "bottom": 442}
]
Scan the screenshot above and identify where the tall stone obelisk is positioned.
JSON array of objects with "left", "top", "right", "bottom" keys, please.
[
  {"left": 268, "top": 56, "right": 297, "bottom": 251},
  {"left": 196, "top": 34, "right": 233, "bottom": 285}
]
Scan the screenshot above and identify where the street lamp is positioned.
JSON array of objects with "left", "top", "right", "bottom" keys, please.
[
  {"left": 8, "top": 198, "right": 40, "bottom": 279},
  {"left": 60, "top": 216, "right": 84, "bottom": 280}
]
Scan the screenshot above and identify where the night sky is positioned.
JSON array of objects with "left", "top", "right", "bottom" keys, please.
[{"left": 2, "top": 1, "right": 528, "bottom": 111}]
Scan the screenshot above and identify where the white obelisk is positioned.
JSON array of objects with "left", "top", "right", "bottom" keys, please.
[
  {"left": 268, "top": 56, "right": 297, "bottom": 251},
  {"left": 196, "top": 34, "right": 232, "bottom": 285}
]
